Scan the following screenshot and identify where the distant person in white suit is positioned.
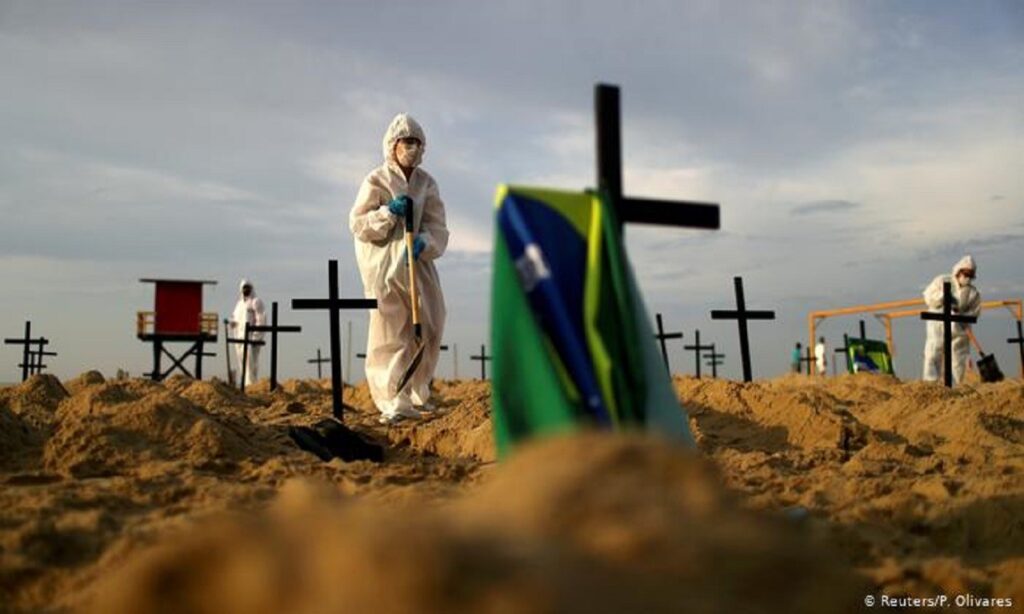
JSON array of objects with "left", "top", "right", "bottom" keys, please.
[
  {"left": 922, "top": 255, "right": 981, "bottom": 385},
  {"left": 230, "top": 278, "right": 266, "bottom": 386}
]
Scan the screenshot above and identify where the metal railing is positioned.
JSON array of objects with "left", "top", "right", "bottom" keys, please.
[{"left": 137, "top": 312, "right": 219, "bottom": 337}]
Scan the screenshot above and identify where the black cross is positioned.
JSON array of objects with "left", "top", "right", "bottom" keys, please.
[
  {"left": 799, "top": 345, "right": 816, "bottom": 375},
  {"left": 4, "top": 321, "right": 46, "bottom": 382},
  {"left": 223, "top": 318, "right": 235, "bottom": 386},
  {"left": 227, "top": 324, "right": 265, "bottom": 393},
  {"left": 859, "top": 320, "right": 868, "bottom": 342},
  {"left": 710, "top": 277, "right": 776, "bottom": 382},
  {"left": 470, "top": 344, "right": 491, "bottom": 380},
  {"left": 248, "top": 301, "right": 301, "bottom": 392},
  {"left": 26, "top": 337, "right": 58, "bottom": 376},
  {"left": 833, "top": 334, "right": 851, "bottom": 375},
  {"left": 595, "top": 84, "right": 720, "bottom": 232},
  {"left": 1008, "top": 320, "right": 1024, "bottom": 379},
  {"left": 292, "top": 259, "right": 377, "bottom": 419},
  {"left": 653, "top": 313, "right": 683, "bottom": 372},
  {"left": 703, "top": 345, "right": 726, "bottom": 379},
  {"left": 920, "top": 281, "right": 977, "bottom": 387},
  {"left": 308, "top": 348, "right": 330, "bottom": 379},
  {"left": 683, "top": 329, "right": 714, "bottom": 378}
]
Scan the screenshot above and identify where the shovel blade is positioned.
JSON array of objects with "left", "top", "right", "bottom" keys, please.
[
  {"left": 977, "top": 354, "right": 1004, "bottom": 383},
  {"left": 393, "top": 341, "right": 426, "bottom": 395}
]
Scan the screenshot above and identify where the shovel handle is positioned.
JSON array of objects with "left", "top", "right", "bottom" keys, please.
[
  {"left": 404, "top": 200, "right": 420, "bottom": 334},
  {"left": 966, "top": 327, "right": 984, "bottom": 355}
]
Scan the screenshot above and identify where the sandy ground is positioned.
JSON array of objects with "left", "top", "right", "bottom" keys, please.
[{"left": 0, "top": 371, "right": 1021, "bottom": 612}]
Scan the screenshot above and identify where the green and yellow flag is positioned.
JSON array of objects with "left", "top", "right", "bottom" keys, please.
[{"left": 491, "top": 186, "right": 694, "bottom": 457}]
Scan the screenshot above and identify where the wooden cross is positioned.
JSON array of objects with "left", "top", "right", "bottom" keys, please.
[
  {"left": 703, "top": 344, "right": 725, "bottom": 379},
  {"left": 248, "top": 301, "right": 301, "bottom": 392},
  {"left": 308, "top": 348, "right": 330, "bottom": 379},
  {"left": 859, "top": 320, "right": 868, "bottom": 342},
  {"left": 4, "top": 321, "right": 45, "bottom": 382},
  {"left": 833, "top": 334, "right": 851, "bottom": 375},
  {"left": 26, "top": 337, "right": 58, "bottom": 376},
  {"left": 920, "top": 281, "right": 977, "bottom": 387},
  {"left": 222, "top": 318, "right": 235, "bottom": 386},
  {"left": 228, "top": 324, "right": 265, "bottom": 393},
  {"left": 710, "top": 276, "right": 776, "bottom": 382},
  {"left": 799, "top": 345, "right": 816, "bottom": 375},
  {"left": 470, "top": 344, "right": 492, "bottom": 380},
  {"left": 594, "top": 84, "right": 720, "bottom": 232},
  {"left": 1008, "top": 320, "right": 1024, "bottom": 379},
  {"left": 683, "top": 329, "right": 714, "bottom": 378},
  {"left": 292, "top": 260, "right": 377, "bottom": 419},
  {"left": 653, "top": 313, "right": 683, "bottom": 372}
]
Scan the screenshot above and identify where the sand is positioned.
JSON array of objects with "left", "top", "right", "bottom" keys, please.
[{"left": 0, "top": 371, "right": 1021, "bottom": 612}]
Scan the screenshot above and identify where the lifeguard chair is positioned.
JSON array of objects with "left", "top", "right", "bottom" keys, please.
[{"left": 137, "top": 278, "right": 218, "bottom": 381}]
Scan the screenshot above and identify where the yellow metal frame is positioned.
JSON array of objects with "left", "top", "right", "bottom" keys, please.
[
  {"left": 136, "top": 311, "right": 219, "bottom": 338},
  {"left": 808, "top": 299, "right": 1023, "bottom": 378}
]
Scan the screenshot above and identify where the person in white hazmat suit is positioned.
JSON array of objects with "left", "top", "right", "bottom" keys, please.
[
  {"left": 230, "top": 279, "right": 266, "bottom": 386},
  {"left": 922, "top": 255, "right": 981, "bottom": 385},
  {"left": 350, "top": 113, "right": 448, "bottom": 423}
]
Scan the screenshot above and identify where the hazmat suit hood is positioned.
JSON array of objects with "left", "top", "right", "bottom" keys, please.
[
  {"left": 951, "top": 255, "right": 976, "bottom": 281},
  {"left": 382, "top": 113, "right": 426, "bottom": 170},
  {"left": 239, "top": 278, "right": 256, "bottom": 296}
]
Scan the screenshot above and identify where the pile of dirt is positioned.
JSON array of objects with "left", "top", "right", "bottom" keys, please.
[
  {"left": 676, "top": 373, "right": 1024, "bottom": 603},
  {"left": 84, "top": 435, "right": 863, "bottom": 614},
  {"left": 42, "top": 380, "right": 272, "bottom": 477},
  {"left": 0, "top": 375, "right": 69, "bottom": 472},
  {"left": 3, "top": 372, "right": 1022, "bottom": 612},
  {"left": 64, "top": 371, "right": 106, "bottom": 396}
]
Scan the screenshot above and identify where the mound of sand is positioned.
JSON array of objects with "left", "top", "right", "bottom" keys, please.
[
  {"left": 42, "top": 380, "right": 271, "bottom": 477},
  {"left": 0, "top": 375, "right": 69, "bottom": 472},
  {"left": 85, "top": 435, "right": 863, "bottom": 614},
  {"left": 63, "top": 371, "right": 106, "bottom": 396},
  {"left": 2, "top": 373, "right": 1021, "bottom": 612},
  {"left": 677, "top": 373, "right": 1024, "bottom": 602}
]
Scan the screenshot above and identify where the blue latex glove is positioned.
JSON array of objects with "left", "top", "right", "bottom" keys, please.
[
  {"left": 387, "top": 195, "right": 411, "bottom": 217},
  {"left": 413, "top": 234, "right": 427, "bottom": 261}
]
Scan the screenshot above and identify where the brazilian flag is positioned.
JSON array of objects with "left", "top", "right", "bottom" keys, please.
[{"left": 490, "top": 186, "right": 695, "bottom": 458}]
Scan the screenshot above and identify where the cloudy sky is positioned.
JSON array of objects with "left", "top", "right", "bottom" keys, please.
[{"left": 2, "top": 1, "right": 1022, "bottom": 384}]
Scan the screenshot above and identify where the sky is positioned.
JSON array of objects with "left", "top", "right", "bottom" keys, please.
[{"left": 2, "top": 0, "right": 1023, "bottom": 384}]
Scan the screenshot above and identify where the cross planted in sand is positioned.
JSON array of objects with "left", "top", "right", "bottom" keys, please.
[
  {"left": 470, "top": 344, "right": 492, "bottom": 380},
  {"left": 292, "top": 260, "right": 378, "bottom": 419},
  {"left": 1007, "top": 320, "right": 1024, "bottom": 379},
  {"left": 703, "top": 344, "right": 725, "bottom": 379},
  {"left": 653, "top": 313, "right": 683, "bottom": 373},
  {"left": 800, "top": 345, "right": 816, "bottom": 376},
  {"left": 4, "top": 321, "right": 52, "bottom": 383},
  {"left": 684, "top": 329, "right": 714, "bottom": 378},
  {"left": 226, "top": 325, "right": 265, "bottom": 393},
  {"left": 308, "top": 348, "right": 330, "bottom": 379},
  {"left": 248, "top": 301, "right": 302, "bottom": 392},
  {"left": 710, "top": 277, "right": 775, "bottom": 382},
  {"left": 920, "top": 281, "right": 977, "bottom": 388}
]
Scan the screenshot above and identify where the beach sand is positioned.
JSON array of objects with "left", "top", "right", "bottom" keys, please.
[{"left": 0, "top": 371, "right": 1021, "bottom": 612}]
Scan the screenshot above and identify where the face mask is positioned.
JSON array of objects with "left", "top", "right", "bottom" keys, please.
[
  {"left": 397, "top": 143, "right": 420, "bottom": 167},
  {"left": 957, "top": 274, "right": 973, "bottom": 287}
]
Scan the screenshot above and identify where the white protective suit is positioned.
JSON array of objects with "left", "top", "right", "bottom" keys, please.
[
  {"left": 814, "top": 340, "right": 827, "bottom": 376},
  {"left": 922, "top": 255, "right": 981, "bottom": 384},
  {"left": 349, "top": 114, "right": 448, "bottom": 417},
  {"left": 231, "top": 278, "right": 266, "bottom": 386}
]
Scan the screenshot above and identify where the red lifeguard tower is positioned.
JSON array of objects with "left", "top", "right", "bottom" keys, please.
[{"left": 137, "top": 278, "right": 218, "bottom": 381}]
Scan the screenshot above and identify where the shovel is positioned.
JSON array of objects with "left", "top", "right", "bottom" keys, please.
[
  {"left": 967, "top": 328, "right": 1004, "bottom": 383},
  {"left": 393, "top": 198, "right": 426, "bottom": 396}
]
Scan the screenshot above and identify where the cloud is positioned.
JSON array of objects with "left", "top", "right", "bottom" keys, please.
[{"left": 790, "top": 199, "right": 862, "bottom": 216}]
